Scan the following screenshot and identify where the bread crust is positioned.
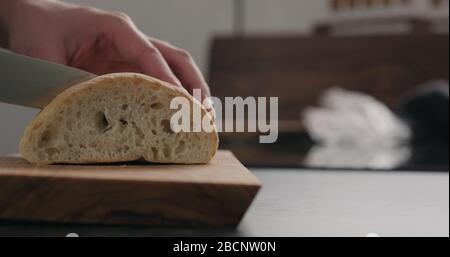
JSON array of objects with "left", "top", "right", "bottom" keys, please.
[{"left": 20, "top": 73, "right": 219, "bottom": 165}]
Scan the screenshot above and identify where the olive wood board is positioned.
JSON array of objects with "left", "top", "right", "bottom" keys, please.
[{"left": 0, "top": 150, "right": 261, "bottom": 227}]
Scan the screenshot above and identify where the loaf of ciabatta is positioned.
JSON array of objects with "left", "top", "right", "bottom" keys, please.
[{"left": 19, "top": 73, "right": 218, "bottom": 165}]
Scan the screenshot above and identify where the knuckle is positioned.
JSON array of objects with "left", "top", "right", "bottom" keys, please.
[
  {"left": 143, "top": 46, "right": 161, "bottom": 57},
  {"left": 108, "top": 11, "right": 132, "bottom": 25},
  {"left": 72, "top": 6, "right": 94, "bottom": 14},
  {"left": 175, "top": 48, "right": 192, "bottom": 60}
]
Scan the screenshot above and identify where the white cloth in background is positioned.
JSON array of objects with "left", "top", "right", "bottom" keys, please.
[{"left": 303, "top": 88, "right": 411, "bottom": 169}]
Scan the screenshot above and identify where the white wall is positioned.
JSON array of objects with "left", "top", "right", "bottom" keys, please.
[
  {"left": 245, "top": 0, "right": 329, "bottom": 33},
  {"left": 0, "top": 0, "right": 448, "bottom": 154}
]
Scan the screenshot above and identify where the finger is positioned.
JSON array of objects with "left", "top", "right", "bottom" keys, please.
[
  {"left": 150, "top": 38, "right": 211, "bottom": 102},
  {"left": 138, "top": 45, "right": 182, "bottom": 87},
  {"left": 106, "top": 14, "right": 181, "bottom": 87}
]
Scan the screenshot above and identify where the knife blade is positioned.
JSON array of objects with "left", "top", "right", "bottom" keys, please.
[{"left": 0, "top": 49, "right": 96, "bottom": 109}]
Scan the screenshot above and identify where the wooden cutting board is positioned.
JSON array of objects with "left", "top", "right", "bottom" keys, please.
[{"left": 0, "top": 150, "right": 261, "bottom": 227}]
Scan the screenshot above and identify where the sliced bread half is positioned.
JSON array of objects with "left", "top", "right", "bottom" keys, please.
[{"left": 19, "top": 73, "right": 219, "bottom": 165}]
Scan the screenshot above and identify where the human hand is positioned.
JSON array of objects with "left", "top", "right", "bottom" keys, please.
[{"left": 1, "top": 0, "right": 210, "bottom": 102}]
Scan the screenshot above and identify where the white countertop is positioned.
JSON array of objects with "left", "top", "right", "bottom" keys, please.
[{"left": 241, "top": 169, "right": 449, "bottom": 237}]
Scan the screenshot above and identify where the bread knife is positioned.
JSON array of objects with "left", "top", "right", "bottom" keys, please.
[{"left": 0, "top": 49, "right": 96, "bottom": 109}]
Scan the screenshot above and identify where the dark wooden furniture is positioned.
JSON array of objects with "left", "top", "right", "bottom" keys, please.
[
  {"left": 208, "top": 34, "right": 449, "bottom": 167},
  {"left": 314, "top": 17, "right": 436, "bottom": 35},
  {"left": 209, "top": 34, "right": 448, "bottom": 121}
]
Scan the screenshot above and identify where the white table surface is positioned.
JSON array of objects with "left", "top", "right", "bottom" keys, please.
[
  {"left": 0, "top": 168, "right": 448, "bottom": 237},
  {"left": 241, "top": 169, "right": 449, "bottom": 237}
]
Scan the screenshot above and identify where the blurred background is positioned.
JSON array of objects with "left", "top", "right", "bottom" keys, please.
[{"left": 0, "top": 0, "right": 448, "bottom": 170}]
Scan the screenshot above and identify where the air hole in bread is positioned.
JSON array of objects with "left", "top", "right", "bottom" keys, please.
[
  {"left": 45, "top": 147, "right": 59, "bottom": 158},
  {"left": 161, "top": 119, "right": 174, "bottom": 134},
  {"left": 119, "top": 118, "right": 128, "bottom": 126},
  {"left": 175, "top": 140, "right": 186, "bottom": 154},
  {"left": 38, "top": 129, "right": 54, "bottom": 148},
  {"left": 150, "top": 102, "right": 163, "bottom": 110},
  {"left": 95, "top": 111, "right": 111, "bottom": 132},
  {"left": 122, "top": 104, "right": 128, "bottom": 110}
]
